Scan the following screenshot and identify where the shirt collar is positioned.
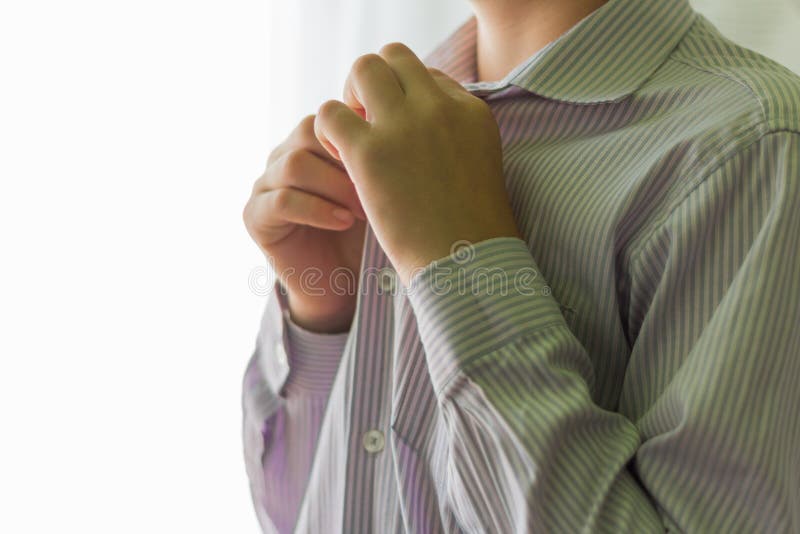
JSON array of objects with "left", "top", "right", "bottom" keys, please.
[{"left": 424, "top": 0, "right": 697, "bottom": 104}]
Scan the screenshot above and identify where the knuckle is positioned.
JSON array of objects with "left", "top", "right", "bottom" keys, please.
[
  {"left": 452, "top": 95, "right": 488, "bottom": 121},
  {"left": 281, "top": 149, "right": 307, "bottom": 181},
  {"left": 317, "top": 99, "right": 341, "bottom": 121},
  {"left": 271, "top": 188, "right": 293, "bottom": 214},
  {"left": 296, "top": 114, "right": 316, "bottom": 139},
  {"left": 299, "top": 113, "right": 316, "bottom": 131},
  {"left": 379, "top": 41, "right": 410, "bottom": 58},
  {"left": 352, "top": 53, "right": 383, "bottom": 78},
  {"left": 243, "top": 198, "right": 264, "bottom": 233},
  {"left": 290, "top": 114, "right": 318, "bottom": 150}
]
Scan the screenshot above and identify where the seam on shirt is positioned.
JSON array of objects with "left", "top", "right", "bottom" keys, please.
[
  {"left": 629, "top": 127, "right": 800, "bottom": 289},
  {"left": 667, "top": 56, "right": 768, "bottom": 123},
  {"left": 437, "top": 321, "right": 571, "bottom": 398},
  {"left": 666, "top": 56, "right": 800, "bottom": 132}
]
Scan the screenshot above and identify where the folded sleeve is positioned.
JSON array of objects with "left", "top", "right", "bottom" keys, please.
[{"left": 403, "top": 131, "right": 800, "bottom": 532}]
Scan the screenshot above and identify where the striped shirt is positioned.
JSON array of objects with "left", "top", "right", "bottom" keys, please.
[{"left": 242, "top": 0, "right": 800, "bottom": 531}]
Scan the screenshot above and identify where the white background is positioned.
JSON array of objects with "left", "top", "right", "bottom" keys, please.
[
  {"left": 0, "top": 1, "right": 797, "bottom": 533},
  {"left": 0, "top": 1, "right": 273, "bottom": 532},
  {"left": 0, "top": 1, "right": 468, "bottom": 532}
]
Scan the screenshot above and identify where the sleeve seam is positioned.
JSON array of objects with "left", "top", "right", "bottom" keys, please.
[
  {"left": 629, "top": 129, "right": 800, "bottom": 268},
  {"left": 668, "top": 55, "right": 800, "bottom": 132},
  {"left": 668, "top": 56, "right": 768, "bottom": 123},
  {"left": 435, "top": 321, "right": 568, "bottom": 398}
]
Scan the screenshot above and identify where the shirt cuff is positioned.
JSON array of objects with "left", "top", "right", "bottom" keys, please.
[
  {"left": 405, "top": 236, "right": 566, "bottom": 397},
  {"left": 259, "top": 280, "right": 347, "bottom": 397},
  {"left": 282, "top": 311, "right": 349, "bottom": 396}
]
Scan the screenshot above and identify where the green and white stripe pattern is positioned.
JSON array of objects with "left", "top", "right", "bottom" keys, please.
[{"left": 243, "top": 0, "right": 800, "bottom": 531}]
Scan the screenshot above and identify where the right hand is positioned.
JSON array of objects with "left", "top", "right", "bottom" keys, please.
[{"left": 243, "top": 114, "right": 367, "bottom": 333}]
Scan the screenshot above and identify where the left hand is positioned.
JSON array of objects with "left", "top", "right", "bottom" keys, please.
[{"left": 314, "top": 42, "right": 521, "bottom": 286}]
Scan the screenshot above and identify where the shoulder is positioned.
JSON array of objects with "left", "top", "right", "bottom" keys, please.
[
  {"left": 628, "top": 17, "right": 800, "bottom": 258},
  {"left": 667, "top": 14, "right": 800, "bottom": 134},
  {"left": 631, "top": 13, "right": 800, "bottom": 199}
]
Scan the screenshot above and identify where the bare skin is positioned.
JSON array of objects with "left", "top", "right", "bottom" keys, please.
[
  {"left": 317, "top": 44, "right": 521, "bottom": 286},
  {"left": 470, "top": 0, "right": 608, "bottom": 81},
  {"left": 243, "top": 115, "right": 367, "bottom": 333},
  {"left": 244, "top": 1, "right": 608, "bottom": 333}
]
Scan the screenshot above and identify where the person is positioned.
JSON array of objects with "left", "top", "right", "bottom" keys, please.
[{"left": 241, "top": 0, "right": 800, "bottom": 531}]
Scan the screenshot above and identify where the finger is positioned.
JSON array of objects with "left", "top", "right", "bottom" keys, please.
[
  {"left": 378, "top": 42, "right": 438, "bottom": 94},
  {"left": 343, "top": 53, "right": 404, "bottom": 121},
  {"left": 314, "top": 99, "right": 369, "bottom": 162},
  {"left": 255, "top": 149, "right": 366, "bottom": 220},
  {"left": 267, "top": 114, "right": 343, "bottom": 170},
  {"left": 251, "top": 187, "right": 356, "bottom": 232},
  {"left": 428, "top": 67, "right": 469, "bottom": 97}
]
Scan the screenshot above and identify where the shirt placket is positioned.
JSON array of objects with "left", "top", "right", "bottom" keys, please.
[
  {"left": 341, "top": 222, "right": 399, "bottom": 532},
  {"left": 338, "top": 85, "right": 513, "bottom": 532}
]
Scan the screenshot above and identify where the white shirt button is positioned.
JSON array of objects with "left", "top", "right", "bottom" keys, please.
[
  {"left": 274, "top": 341, "right": 288, "bottom": 368},
  {"left": 362, "top": 429, "right": 385, "bottom": 453},
  {"left": 379, "top": 268, "right": 396, "bottom": 293}
]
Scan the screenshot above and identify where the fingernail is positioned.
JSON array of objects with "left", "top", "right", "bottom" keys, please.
[{"left": 332, "top": 208, "right": 353, "bottom": 222}]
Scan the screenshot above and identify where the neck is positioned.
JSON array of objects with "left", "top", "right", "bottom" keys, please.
[{"left": 470, "top": 0, "right": 609, "bottom": 82}]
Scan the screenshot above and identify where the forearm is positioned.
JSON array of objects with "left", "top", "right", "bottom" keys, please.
[
  {"left": 428, "top": 326, "right": 663, "bottom": 532},
  {"left": 402, "top": 130, "right": 800, "bottom": 531},
  {"left": 398, "top": 237, "right": 662, "bottom": 531}
]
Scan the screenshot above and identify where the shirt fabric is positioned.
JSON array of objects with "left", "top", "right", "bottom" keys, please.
[{"left": 242, "top": 0, "right": 800, "bottom": 531}]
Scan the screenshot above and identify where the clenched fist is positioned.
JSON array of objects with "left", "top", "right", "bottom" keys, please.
[
  {"left": 315, "top": 42, "right": 521, "bottom": 286},
  {"left": 243, "top": 115, "right": 367, "bottom": 333}
]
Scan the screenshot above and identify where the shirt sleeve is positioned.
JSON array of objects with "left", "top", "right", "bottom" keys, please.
[
  {"left": 242, "top": 280, "right": 348, "bottom": 533},
  {"left": 403, "top": 130, "right": 800, "bottom": 532}
]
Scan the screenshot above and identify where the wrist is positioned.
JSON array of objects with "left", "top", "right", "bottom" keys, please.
[
  {"left": 286, "top": 290, "right": 355, "bottom": 334},
  {"left": 396, "top": 224, "right": 521, "bottom": 286}
]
